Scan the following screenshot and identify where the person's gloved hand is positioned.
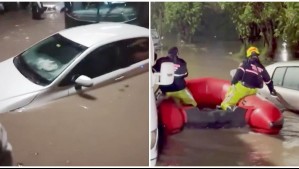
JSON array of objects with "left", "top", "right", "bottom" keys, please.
[{"left": 270, "top": 89, "right": 277, "bottom": 96}]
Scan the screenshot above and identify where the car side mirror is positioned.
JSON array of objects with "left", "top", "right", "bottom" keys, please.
[
  {"left": 230, "top": 69, "right": 237, "bottom": 78},
  {"left": 74, "top": 75, "right": 93, "bottom": 89},
  {"left": 153, "top": 62, "right": 174, "bottom": 85}
]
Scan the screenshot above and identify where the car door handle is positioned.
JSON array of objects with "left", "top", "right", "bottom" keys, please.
[{"left": 115, "top": 76, "right": 124, "bottom": 81}]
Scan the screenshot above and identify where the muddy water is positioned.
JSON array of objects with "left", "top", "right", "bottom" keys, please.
[
  {"left": 0, "top": 71, "right": 149, "bottom": 166},
  {"left": 157, "top": 39, "right": 299, "bottom": 166}
]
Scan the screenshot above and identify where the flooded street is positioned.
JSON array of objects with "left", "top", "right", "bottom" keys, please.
[
  {"left": 0, "top": 10, "right": 149, "bottom": 166},
  {"left": 0, "top": 10, "right": 64, "bottom": 61},
  {"left": 157, "top": 38, "right": 299, "bottom": 166}
]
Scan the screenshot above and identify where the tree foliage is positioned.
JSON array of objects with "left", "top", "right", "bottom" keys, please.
[
  {"left": 220, "top": 2, "right": 299, "bottom": 56},
  {"left": 164, "top": 2, "right": 203, "bottom": 43},
  {"left": 152, "top": 2, "right": 299, "bottom": 58},
  {"left": 277, "top": 2, "right": 299, "bottom": 44},
  {"left": 219, "top": 2, "right": 290, "bottom": 58},
  {"left": 151, "top": 2, "right": 165, "bottom": 31}
]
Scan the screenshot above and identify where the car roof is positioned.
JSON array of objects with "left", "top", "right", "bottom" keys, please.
[
  {"left": 269, "top": 60, "right": 299, "bottom": 67},
  {"left": 59, "top": 23, "right": 149, "bottom": 47}
]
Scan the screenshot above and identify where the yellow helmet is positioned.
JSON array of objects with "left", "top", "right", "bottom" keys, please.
[{"left": 246, "top": 46, "right": 260, "bottom": 57}]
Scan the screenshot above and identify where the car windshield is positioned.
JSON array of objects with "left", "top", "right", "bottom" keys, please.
[{"left": 13, "top": 34, "right": 87, "bottom": 86}]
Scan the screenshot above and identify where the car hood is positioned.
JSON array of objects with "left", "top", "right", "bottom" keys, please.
[{"left": 0, "top": 58, "right": 44, "bottom": 101}]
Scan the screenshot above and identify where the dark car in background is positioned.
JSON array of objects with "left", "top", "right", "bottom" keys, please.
[{"left": 64, "top": 2, "right": 149, "bottom": 29}]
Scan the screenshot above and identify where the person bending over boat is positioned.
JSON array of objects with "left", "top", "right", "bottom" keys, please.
[{"left": 153, "top": 47, "right": 197, "bottom": 107}]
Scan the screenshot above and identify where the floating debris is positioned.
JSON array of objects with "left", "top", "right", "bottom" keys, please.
[
  {"left": 80, "top": 105, "right": 88, "bottom": 110},
  {"left": 17, "top": 162, "right": 24, "bottom": 166}
]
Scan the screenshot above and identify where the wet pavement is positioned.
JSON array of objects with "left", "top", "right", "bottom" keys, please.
[{"left": 156, "top": 38, "right": 299, "bottom": 166}]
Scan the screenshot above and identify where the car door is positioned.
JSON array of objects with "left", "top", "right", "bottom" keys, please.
[
  {"left": 259, "top": 66, "right": 286, "bottom": 109},
  {"left": 59, "top": 37, "right": 149, "bottom": 96},
  {"left": 268, "top": 66, "right": 299, "bottom": 111},
  {"left": 276, "top": 66, "right": 299, "bottom": 111}
]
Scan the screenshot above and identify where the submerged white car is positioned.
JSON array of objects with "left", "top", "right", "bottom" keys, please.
[
  {"left": 0, "top": 23, "right": 149, "bottom": 113},
  {"left": 0, "top": 71, "right": 149, "bottom": 166},
  {"left": 258, "top": 60, "right": 299, "bottom": 111}
]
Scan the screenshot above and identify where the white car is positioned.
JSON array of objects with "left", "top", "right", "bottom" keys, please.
[
  {"left": 1, "top": 71, "right": 148, "bottom": 166},
  {"left": 0, "top": 23, "right": 149, "bottom": 114},
  {"left": 258, "top": 60, "right": 299, "bottom": 111},
  {"left": 150, "top": 37, "right": 174, "bottom": 165}
]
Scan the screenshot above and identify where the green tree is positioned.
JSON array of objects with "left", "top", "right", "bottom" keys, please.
[
  {"left": 220, "top": 2, "right": 299, "bottom": 59},
  {"left": 220, "top": 3, "right": 281, "bottom": 58},
  {"left": 151, "top": 2, "right": 165, "bottom": 36},
  {"left": 276, "top": 2, "right": 299, "bottom": 49},
  {"left": 164, "top": 2, "right": 203, "bottom": 43},
  {"left": 151, "top": 2, "right": 299, "bottom": 59}
]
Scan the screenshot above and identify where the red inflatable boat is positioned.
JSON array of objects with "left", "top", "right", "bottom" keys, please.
[{"left": 158, "top": 77, "right": 283, "bottom": 135}]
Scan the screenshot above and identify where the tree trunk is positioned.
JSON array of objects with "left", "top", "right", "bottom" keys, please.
[
  {"left": 186, "top": 25, "right": 192, "bottom": 43},
  {"left": 268, "top": 20, "right": 277, "bottom": 59},
  {"left": 261, "top": 22, "right": 269, "bottom": 47}
]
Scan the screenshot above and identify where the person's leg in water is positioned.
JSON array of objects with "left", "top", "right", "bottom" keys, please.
[
  {"left": 220, "top": 82, "right": 257, "bottom": 111},
  {"left": 165, "top": 88, "right": 197, "bottom": 107}
]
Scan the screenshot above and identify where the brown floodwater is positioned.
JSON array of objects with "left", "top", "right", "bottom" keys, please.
[{"left": 156, "top": 38, "right": 299, "bottom": 166}]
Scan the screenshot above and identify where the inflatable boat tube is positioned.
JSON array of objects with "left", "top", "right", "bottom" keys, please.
[{"left": 158, "top": 77, "right": 283, "bottom": 135}]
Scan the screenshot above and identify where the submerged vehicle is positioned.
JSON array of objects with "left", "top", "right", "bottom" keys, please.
[
  {"left": 64, "top": 2, "right": 149, "bottom": 29},
  {"left": 0, "top": 23, "right": 148, "bottom": 114},
  {"left": 158, "top": 77, "right": 283, "bottom": 135},
  {"left": 258, "top": 60, "right": 299, "bottom": 112}
]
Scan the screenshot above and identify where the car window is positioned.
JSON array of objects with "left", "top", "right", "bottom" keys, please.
[
  {"left": 59, "top": 37, "right": 148, "bottom": 87},
  {"left": 282, "top": 67, "right": 299, "bottom": 90},
  {"left": 71, "top": 2, "right": 137, "bottom": 23},
  {"left": 123, "top": 37, "right": 149, "bottom": 64},
  {"left": 14, "top": 34, "right": 87, "bottom": 86},
  {"left": 272, "top": 67, "right": 286, "bottom": 86}
]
